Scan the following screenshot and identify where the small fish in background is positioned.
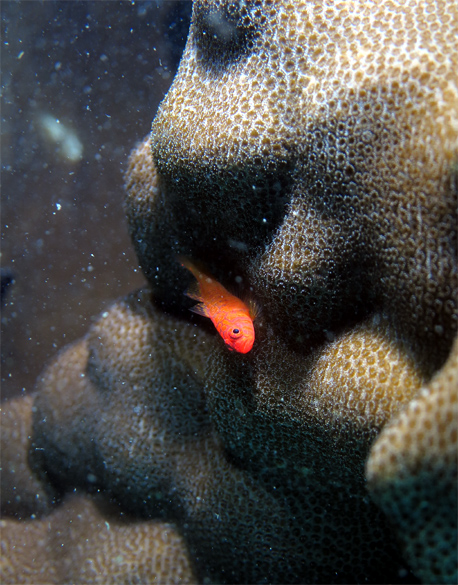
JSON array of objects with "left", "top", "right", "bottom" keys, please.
[
  {"left": 38, "top": 113, "right": 83, "bottom": 163},
  {"left": 179, "top": 257, "right": 257, "bottom": 354}
]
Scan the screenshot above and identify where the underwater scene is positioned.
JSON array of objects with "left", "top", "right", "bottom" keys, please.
[{"left": 1, "top": 1, "right": 457, "bottom": 584}]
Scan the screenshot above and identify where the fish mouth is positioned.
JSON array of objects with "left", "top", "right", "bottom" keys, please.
[
  {"left": 236, "top": 337, "right": 254, "bottom": 354},
  {"left": 224, "top": 337, "right": 253, "bottom": 354}
]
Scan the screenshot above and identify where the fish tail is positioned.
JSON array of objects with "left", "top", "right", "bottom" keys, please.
[
  {"left": 184, "top": 280, "right": 203, "bottom": 302},
  {"left": 178, "top": 256, "right": 205, "bottom": 281},
  {"left": 178, "top": 255, "right": 195, "bottom": 273},
  {"left": 178, "top": 255, "right": 207, "bottom": 304}
]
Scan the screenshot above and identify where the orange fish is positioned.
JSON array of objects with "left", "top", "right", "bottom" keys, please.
[{"left": 180, "top": 258, "right": 256, "bottom": 354}]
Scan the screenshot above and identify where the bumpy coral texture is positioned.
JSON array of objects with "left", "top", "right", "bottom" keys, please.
[
  {"left": 1, "top": 491, "right": 197, "bottom": 584},
  {"left": 2, "top": 0, "right": 457, "bottom": 583},
  {"left": 4, "top": 291, "right": 424, "bottom": 584},
  {"left": 367, "top": 336, "right": 458, "bottom": 584},
  {"left": 2, "top": 291, "right": 207, "bottom": 584}
]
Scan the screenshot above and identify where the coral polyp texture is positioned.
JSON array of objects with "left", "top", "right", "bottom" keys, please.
[
  {"left": 1, "top": 490, "right": 197, "bottom": 584},
  {"left": 2, "top": 0, "right": 457, "bottom": 583}
]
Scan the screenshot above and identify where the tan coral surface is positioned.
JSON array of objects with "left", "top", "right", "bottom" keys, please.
[
  {"left": 1, "top": 492, "right": 197, "bottom": 584},
  {"left": 367, "top": 336, "right": 458, "bottom": 584},
  {"left": 2, "top": 0, "right": 457, "bottom": 583}
]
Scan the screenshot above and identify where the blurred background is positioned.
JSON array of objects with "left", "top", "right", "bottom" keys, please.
[{"left": 1, "top": 1, "right": 192, "bottom": 400}]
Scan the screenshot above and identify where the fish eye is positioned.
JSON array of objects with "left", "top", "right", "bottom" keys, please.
[{"left": 230, "top": 327, "right": 242, "bottom": 339}]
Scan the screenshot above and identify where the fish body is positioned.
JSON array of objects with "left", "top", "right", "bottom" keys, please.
[{"left": 180, "top": 258, "right": 256, "bottom": 353}]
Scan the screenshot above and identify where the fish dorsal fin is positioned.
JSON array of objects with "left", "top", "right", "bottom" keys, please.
[
  {"left": 247, "top": 298, "right": 260, "bottom": 320},
  {"left": 189, "top": 302, "right": 210, "bottom": 317}
]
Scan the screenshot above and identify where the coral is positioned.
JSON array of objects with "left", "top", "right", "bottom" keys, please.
[
  {"left": 367, "top": 336, "right": 458, "bottom": 584},
  {"left": 1, "top": 493, "right": 197, "bottom": 584},
  {"left": 5, "top": 291, "right": 425, "bottom": 583},
  {"left": 1, "top": 291, "right": 205, "bottom": 584},
  {"left": 146, "top": 0, "right": 457, "bottom": 375},
  {"left": 2, "top": 0, "right": 457, "bottom": 583},
  {"left": 1, "top": 395, "right": 55, "bottom": 519}
]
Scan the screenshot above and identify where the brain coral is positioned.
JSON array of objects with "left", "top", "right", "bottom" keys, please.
[
  {"left": 2, "top": 0, "right": 457, "bottom": 583},
  {"left": 1, "top": 490, "right": 197, "bottom": 584},
  {"left": 144, "top": 0, "right": 457, "bottom": 369},
  {"left": 367, "top": 336, "right": 458, "bottom": 584}
]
